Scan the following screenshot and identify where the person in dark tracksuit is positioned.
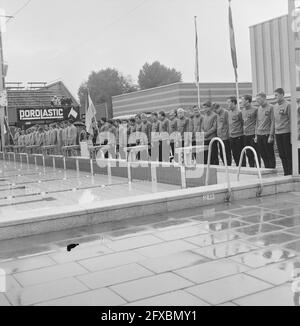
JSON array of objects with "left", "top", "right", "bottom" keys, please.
[
  {"left": 255, "top": 92, "right": 276, "bottom": 169},
  {"left": 192, "top": 107, "right": 203, "bottom": 139},
  {"left": 168, "top": 110, "right": 178, "bottom": 161},
  {"left": 241, "top": 95, "right": 261, "bottom": 168},
  {"left": 176, "top": 108, "right": 190, "bottom": 163},
  {"left": 273, "top": 88, "right": 292, "bottom": 176},
  {"left": 192, "top": 107, "right": 204, "bottom": 162},
  {"left": 213, "top": 103, "right": 232, "bottom": 166},
  {"left": 203, "top": 101, "right": 218, "bottom": 165},
  {"left": 176, "top": 108, "right": 190, "bottom": 143},
  {"left": 227, "top": 96, "right": 246, "bottom": 167},
  {"left": 158, "top": 111, "right": 170, "bottom": 162},
  {"left": 150, "top": 112, "right": 160, "bottom": 161},
  {"left": 141, "top": 113, "right": 152, "bottom": 157}
]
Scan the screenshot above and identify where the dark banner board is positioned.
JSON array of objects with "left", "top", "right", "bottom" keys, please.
[{"left": 17, "top": 107, "right": 80, "bottom": 123}]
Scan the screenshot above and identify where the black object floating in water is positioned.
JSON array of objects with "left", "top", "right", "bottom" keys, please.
[{"left": 67, "top": 244, "right": 79, "bottom": 252}]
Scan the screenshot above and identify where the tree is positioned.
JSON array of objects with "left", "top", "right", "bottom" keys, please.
[
  {"left": 138, "top": 61, "right": 182, "bottom": 90},
  {"left": 78, "top": 68, "right": 137, "bottom": 119}
]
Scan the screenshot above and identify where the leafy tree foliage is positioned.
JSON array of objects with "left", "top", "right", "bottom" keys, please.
[
  {"left": 78, "top": 68, "right": 137, "bottom": 118},
  {"left": 138, "top": 61, "right": 182, "bottom": 90}
]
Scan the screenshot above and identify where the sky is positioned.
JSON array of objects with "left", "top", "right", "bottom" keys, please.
[{"left": 0, "top": 0, "right": 288, "bottom": 99}]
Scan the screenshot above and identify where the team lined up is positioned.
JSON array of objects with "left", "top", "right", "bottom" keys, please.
[
  {"left": 12, "top": 87, "right": 292, "bottom": 175},
  {"left": 105, "top": 88, "right": 291, "bottom": 175},
  {"left": 13, "top": 121, "right": 78, "bottom": 154}
]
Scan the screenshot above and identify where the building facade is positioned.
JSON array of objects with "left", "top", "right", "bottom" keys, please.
[
  {"left": 112, "top": 82, "right": 252, "bottom": 117},
  {"left": 249, "top": 14, "right": 300, "bottom": 96},
  {"left": 7, "top": 81, "right": 80, "bottom": 128},
  {"left": 250, "top": 5, "right": 300, "bottom": 175}
]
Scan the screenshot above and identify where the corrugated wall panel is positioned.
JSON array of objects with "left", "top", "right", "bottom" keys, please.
[
  {"left": 112, "top": 83, "right": 252, "bottom": 116},
  {"left": 250, "top": 15, "right": 292, "bottom": 96},
  {"left": 271, "top": 18, "right": 283, "bottom": 90},
  {"left": 263, "top": 22, "right": 274, "bottom": 94},
  {"left": 250, "top": 28, "right": 258, "bottom": 95},
  {"left": 296, "top": 49, "right": 300, "bottom": 86},
  {"left": 280, "top": 16, "right": 291, "bottom": 92},
  {"left": 255, "top": 24, "right": 266, "bottom": 92}
]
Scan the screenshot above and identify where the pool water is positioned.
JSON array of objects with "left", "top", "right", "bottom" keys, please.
[{"left": 0, "top": 191, "right": 300, "bottom": 306}]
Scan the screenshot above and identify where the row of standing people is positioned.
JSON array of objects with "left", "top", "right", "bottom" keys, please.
[
  {"left": 96, "top": 88, "right": 291, "bottom": 175},
  {"left": 11, "top": 87, "right": 292, "bottom": 175},
  {"left": 13, "top": 121, "right": 78, "bottom": 154},
  {"left": 210, "top": 88, "right": 292, "bottom": 176}
]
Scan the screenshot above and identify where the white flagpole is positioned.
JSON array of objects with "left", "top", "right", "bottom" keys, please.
[
  {"left": 194, "top": 16, "right": 201, "bottom": 109},
  {"left": 105, "top": 102, "right": 109, "bottom": 120},
  {"left": 235, "top": 75, "right": 240, "bottom": 111},
  {"left": 0, "top": 25, "right": 6, "bottom": 151},
  {"left": 197, "top": 83, "right": 201, "bottom": 110},
  {"left": 228, "top": 0, "right": 240, "bottom": 110}
]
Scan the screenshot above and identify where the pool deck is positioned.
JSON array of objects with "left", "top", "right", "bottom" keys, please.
[
  {"left": 0, "top": 157, "right": 300, "bottom": 306},
  {"left": 0, "top": 157, "right": 295, "bottom": 240},
  {"left": 0, "top": 192, "right": 300, "bottom": 306}
]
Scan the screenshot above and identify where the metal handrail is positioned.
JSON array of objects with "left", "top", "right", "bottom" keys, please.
[
  {"left": 205, "top": 137, "right": 232, "bottom": 202},
  {"left": 237, "top": 146, "right": 263, "bottom": 197}
]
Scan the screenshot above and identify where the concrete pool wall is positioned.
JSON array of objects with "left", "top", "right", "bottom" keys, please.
[{"left": 2, "top": 152, "right": 218, "bottom": 188}]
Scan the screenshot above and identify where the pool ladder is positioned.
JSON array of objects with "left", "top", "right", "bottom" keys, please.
[
  {"left": 205, "top": 137, "right": 232, "bottom": 202},
  {"left": 237, "top": 146, "right": 263, "bottom": 198},
  {"left": 205, "top": 139, "right": 263, "bottom": 202}
]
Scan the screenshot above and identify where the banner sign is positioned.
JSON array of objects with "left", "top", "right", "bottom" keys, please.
[{"left": 17, "top": 107, "right": 80, "bottom": 122}]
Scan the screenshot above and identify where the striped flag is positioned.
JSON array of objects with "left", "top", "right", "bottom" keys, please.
[
  {"left": 85, "top": 88, "right": 89, "bottom": 115},
  {"left": 85, "top": 91, "right": 97, "bottom": 136},
  {"left": 3, "top": 116, "right": 9, "bottom": 135},
  {"left": 4, "top": 116, "right": 14, "bottom": 145},
  {"left": 194, "top": 16, "right": 199, "bottom": 84},
  {"left": 229, "top": 0, "right": 238, "bottom": 81}
]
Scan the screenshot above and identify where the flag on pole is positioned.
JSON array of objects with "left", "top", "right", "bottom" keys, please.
[
  {"left": 85, "top": 88, "right": 89, "bottom": 115},
  {"left": 68, "top": 107, "right": 78, "bottom": 119},
  {"left": 85, "top": 91, "right": 97, "bottom": 136},
  {"left": 3, "top": 119, "right": 6, "bottom": 134},
  {"left": 194, "top": 16, "right": 200, "bottom": 84},
  {"left": 229, "top": 0, "right": 238, "bottom": 81}
]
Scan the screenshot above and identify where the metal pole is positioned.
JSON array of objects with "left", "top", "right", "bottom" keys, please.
[
  {"left": 127, "top": 162, "right": 132, "bottom": 185},
  {"left": 150, "top": 162, "right": 157, "bottom": 192},
  {"left": 194, "top": 16, "right": 201, "bottom": 108},
  {"left": 197, "top": 83, "right": 201, "bottom": 110},
  {"left": 76, "top": 158, "right": 79, "bottom": 177},
  {"left": 0, "top": 26, "right": 6, "bottom": 152},
  {"left": 180, "top": 164, "right": 187, "bottom": 189},
  {"left": 90, "top": 158, "right": 94, "bottom": 185},
  {"left": 235, "top": 76, "right": 240, "bottom": 111},
  {"left": 90, "top": 158, "right": 94, "bottom": 176},
  {"left": 288, "top": 0, "right": 300, "bottom": 176},
  {"left": 105, "top": 102, "right": 109, "bottom": 120}
]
